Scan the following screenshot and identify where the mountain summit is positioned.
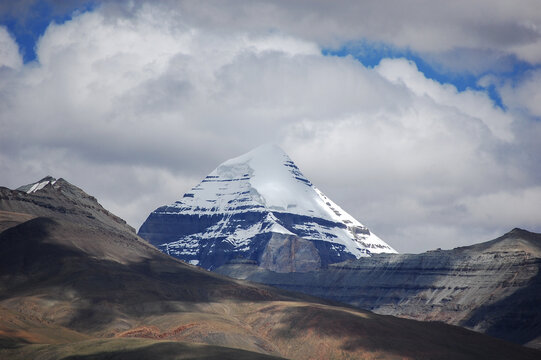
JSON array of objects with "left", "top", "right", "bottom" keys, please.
[
  {"left": 139, "top": 144, "right": 396, "bottom": 271},
  {"left": 2, "top": 176, "right": 134, "bottom": 235},
  {"left": 16, "top": 175, "right": 57, "bottom": 193}
]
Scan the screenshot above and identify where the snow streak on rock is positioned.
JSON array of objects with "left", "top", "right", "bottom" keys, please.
[{"left": 139, "top": 144, "right": 396, "bottom": 271}]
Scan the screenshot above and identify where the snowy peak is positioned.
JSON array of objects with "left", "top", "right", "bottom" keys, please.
[
  {"left": 175, "top": 144, "right": 395, "bottom": 254},
  {"left": 220, "top": 143, "right": 312, "bottom": 193},
  {"left": 139, "top": 144, "right": 397, "bottom": 271},
  {"left": 179, "top": 144, "right": 315, "bottom": 214},
  {"left": 16, "top": 176, "right": 57, "bottom": 194}
]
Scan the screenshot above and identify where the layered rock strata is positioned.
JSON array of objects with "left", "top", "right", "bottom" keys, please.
[
  {"left": 217, "top": 228, "right": 541, "bottom": 348},
  {"left": 139, "top": 144, "right": 396, "bottom": 271}
]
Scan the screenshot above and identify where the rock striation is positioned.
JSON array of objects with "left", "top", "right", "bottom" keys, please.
[{"left": 216, "top": 228, "right": 541, "bottom": 349}]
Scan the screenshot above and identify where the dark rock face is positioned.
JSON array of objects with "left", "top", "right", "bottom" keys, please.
[
  {"left": 0, "top": 177, "right": 135, "bottom": 235},
  {"left": 139, "top": 210, "right": 357, "bottom": 271},
  {"left": 216, "top": 228, "right": 541, "bottom": 349}
]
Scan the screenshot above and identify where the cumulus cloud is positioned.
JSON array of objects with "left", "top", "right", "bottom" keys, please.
[
  {"left": 0, "top": 26, "right": 22, "bottom": 69},
  {"left": 459, "top": 187, "right": 541, "bottom": 227},
  {"left": 281, "top": 60, "right": 529, "bottom": 251},
  {"left": 1, "top": 1, "right": 540, "bottom": 252},
  {"left": 498, "top": 68, "right": 541, "bottom": 118},
  {"left": 157, "top": 0, "right": 541, "bottom": 68},
  {"left": 375, "top": 58, "right": 515, "bottom": 141}
]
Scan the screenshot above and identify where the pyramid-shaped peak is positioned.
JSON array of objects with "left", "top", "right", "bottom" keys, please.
[
  {"left": 221, "top": 144, "right": 291, "bottom": 170},
  {"left": 227, "top": 143, "right": 287, "bottom": 160},
  {"left": 203, "top": 144, "right": 317, "bottom": 216},
  {"left": 139, "top": 144, "right": 397, "bottom": 271}
]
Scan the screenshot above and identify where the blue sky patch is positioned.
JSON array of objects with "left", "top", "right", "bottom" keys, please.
[
  {"left": 1, "top": 0, "right": 97, "bottom": 63},
  {"left": 2, "top": 1, "right": 538, "bottom": 114},
  {"left": 322, "top": 41, "right": 539, "bottom": 110}
]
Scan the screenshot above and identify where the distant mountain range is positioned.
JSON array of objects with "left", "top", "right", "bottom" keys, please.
[
  {"left": 217, "top": 228, "right": 541, "bottom": 349},
  {"left": 139, "top": 144, "right": 396, "bottom": 272},
  {"left": 135, "top": 145, "right": 541, "bottom": 350},
  {"left": 1, "top": 176, "right": 539, "bottom": 359}
]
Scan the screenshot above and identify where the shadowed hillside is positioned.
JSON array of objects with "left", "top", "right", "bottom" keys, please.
[
  {"left": 217, "top": 228, "right": 541, "bottom": 349},
  {"left": 1, "top": 178, "right": 540, "bottom": 359}
]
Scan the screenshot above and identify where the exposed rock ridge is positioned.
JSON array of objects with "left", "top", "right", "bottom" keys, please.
[
  {"left": 216, "top": 228, "right": 541, "bottom": 348},
  {"left": 1, "top": 176, "right": 134, "bottom": 234}
]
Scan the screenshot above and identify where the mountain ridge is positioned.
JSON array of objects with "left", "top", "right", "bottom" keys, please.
[
  {"left": 217, "top": 227, "right": 541, "bottom": 349},
  {"left": 2, "top": 176, "right": 540, "bottom": 359},
  {"left": 1, "top": 176, "right": 135, "bottom": 235}
]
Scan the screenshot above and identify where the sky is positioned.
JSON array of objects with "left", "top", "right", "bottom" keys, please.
[{"left": 1, "top": 0, "right": 540, "bottom": 253}]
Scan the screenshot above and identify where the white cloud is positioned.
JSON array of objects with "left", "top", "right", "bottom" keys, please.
[
  {"left": 161, "top": 0, "right": 541, "bottom": 69},
  {"left": 1, "top": 2, "right": 540, "bottom": 253},
  {"left": 375, "top": 58, "right": 515, "bottom": 141},
  {"left": 459, "top": 186, "right": 541, "bottom": 228},
  {"left": 0, "top": 26, "right": 22, "bottom": 69},
  {"left": 280, "top": 86, "right": 521, "bottom": 251},
  {"left": 499, "top": 68, "right": 541, "bottom": 118}
]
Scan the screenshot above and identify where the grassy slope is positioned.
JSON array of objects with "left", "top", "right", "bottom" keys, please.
[{"left": 0, "top": 338, "right": 286, "bottom": 360}]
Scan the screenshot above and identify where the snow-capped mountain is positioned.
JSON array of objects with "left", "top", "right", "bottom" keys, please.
[
  {"left": 16, "top": 176, "right": 57, "bottom": 193},
  {"left": 139, "top": 144, "right": 397, "bottom": 271}
]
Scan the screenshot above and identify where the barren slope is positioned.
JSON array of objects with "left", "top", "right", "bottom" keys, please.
[
  {"left": 217, "top": 228, "right": 541, "bottom": 348},
  {"left": 1, "top": 179, "right": 539, "bottom": 359}
]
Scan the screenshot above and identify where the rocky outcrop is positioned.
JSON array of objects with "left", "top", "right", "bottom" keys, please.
[
  {"left": 259, "top": 233, "right": 321, "bottom": 272},
  {"left": 0, "top": 177, "right": 135, "bottom": 234},
  {"left": 139, "top": 209, "right": 366, "bottom": 271},
  {"left": 216, "top": 228, "right": 541, "bottom": 348}
]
